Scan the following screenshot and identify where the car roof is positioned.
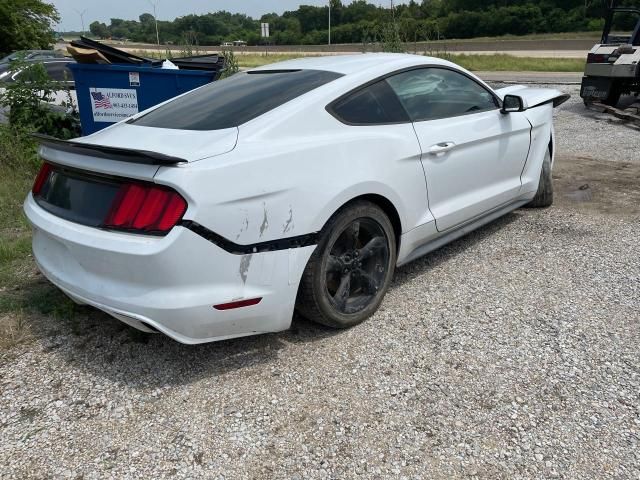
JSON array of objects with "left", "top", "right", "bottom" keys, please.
[{"left": 249, "top": 53, "right": 454, "bottom": 76}]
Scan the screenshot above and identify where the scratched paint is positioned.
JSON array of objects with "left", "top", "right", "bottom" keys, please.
[
  {"left": 259, "top": 203, "right": 269, "bottom": 237},
  {"left": 239, "top": 254, "right": 253, "bottom": 284},
  {"left": 282, "top": 207, "right": 294, "bottom": 234},
  {"left": 236, "top": 213, "right": 249, "bottom": 241}
]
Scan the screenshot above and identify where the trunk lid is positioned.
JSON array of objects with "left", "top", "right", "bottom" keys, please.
[
  {"left": 79, "top": 123, "right": 239, "bottom": 163},
  {"left": 33, "top": 122, "right": 239, "bottom": 200},
  {"left": 29, "top": 122, "right": 238, "bottom": 233}
]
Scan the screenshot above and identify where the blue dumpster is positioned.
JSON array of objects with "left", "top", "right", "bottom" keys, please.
[{"left": 68, "top": 63, "right": 218, "bottom": 135}]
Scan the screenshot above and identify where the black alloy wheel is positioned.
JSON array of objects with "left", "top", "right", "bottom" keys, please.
[
  {"left": 297, "top": 201, "right": 396, "bottom": 328},
  {"left": 324, "top": 218, "right": 389, "bottom": 315}
]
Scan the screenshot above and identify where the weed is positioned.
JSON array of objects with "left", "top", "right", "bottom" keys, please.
[
  {"left": 220, "top": 49, "right": 240, "bottom": 79},
  {"left": 0, "top": 310, "right": 30, "bottom": 348}
]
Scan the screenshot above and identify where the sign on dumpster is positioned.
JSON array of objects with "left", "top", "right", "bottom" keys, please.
[{"left": 89, "top": 88, "right": 139, "bottom": 123}]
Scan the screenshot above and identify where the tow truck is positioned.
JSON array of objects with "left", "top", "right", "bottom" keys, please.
[{"left": 580, "top": 0, "right": 640, "bottom": 106}]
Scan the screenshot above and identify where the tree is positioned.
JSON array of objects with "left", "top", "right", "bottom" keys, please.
[
  {"left": 139, "top": 13, "right": 155, "bottom": 24},
  {"left": 69, "top": 1, "right": 610, "bottom": 48},
  {"left": 0, "top": 0, "right": 59, "bottom": 55},
  {"left": 89, "top": 21, "right": 110, "bottom": 39}
]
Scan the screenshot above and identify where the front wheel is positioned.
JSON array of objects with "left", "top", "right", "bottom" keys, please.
[
  {"left": 525, "top": 148, "right": 553, "bottom": 208},
  {"left": 296, "top": 201, "right": 396, "bottom": 329}
]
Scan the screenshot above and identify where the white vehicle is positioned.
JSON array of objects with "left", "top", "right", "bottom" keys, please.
[{"left": 24, "top": 54, "right": 569, "bottom": 344}]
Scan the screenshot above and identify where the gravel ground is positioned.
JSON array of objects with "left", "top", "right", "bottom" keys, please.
[
  {"left": 546, "top": 84, "right": 639, "bottom": 164},
  {"left": 1, "top": 83, "right": 639, "bottom": 479}
]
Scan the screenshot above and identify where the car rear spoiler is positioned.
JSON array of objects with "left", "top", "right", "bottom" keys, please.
[{"left": 32, "top": 133, "right": 188, "bottom": 165}]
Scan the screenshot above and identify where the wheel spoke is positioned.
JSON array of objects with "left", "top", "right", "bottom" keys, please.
[
  {"left": 324, "top": 216, "right": 390, "bottom": 316},
  {"left": 357, "top": 270, "right": 379, "bottom": 295},
  {"left": 358, "top": 236, "right": 386, "bottom": 261},
  {"left": 326, "top": 254, "right": 344, "bottom": 273},
  {"left": 343, "top": 221, "right": 360, "bottom": 250},
  {"left": 333, "top": 273, "right": 351, "bottom": 312}
]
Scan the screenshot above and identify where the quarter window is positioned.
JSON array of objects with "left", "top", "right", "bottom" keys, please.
[
  {"left": 329, "top": 80, "right": 410, "bottom": 125},
  {"left": 386, "top": 68, "right": 498, "bottom": 122}
]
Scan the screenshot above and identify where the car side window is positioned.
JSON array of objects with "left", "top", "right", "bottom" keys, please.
[
  {"left": 45, "top": 62, "right": 71, "bottom": 82},
  {"left": 329, "top": 80, "right": 410, "bottom": 125},
  {"left": 386, "top": 68, "right": 498, "bottom": 122}
]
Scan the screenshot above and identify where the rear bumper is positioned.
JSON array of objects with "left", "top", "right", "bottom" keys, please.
[
  {"left": 24, "top": 193, "right": 315, "bottom": 344},
  {"left": 584, "top": 63, "right": 639, "bottom": 79}
]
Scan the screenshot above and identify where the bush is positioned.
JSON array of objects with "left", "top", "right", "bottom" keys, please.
[
  {"left": 0, "top": 124, "right": 39, "bottom": 173},
  {"left": 0, "top": 59, "right": 80, "bottom": 140}
]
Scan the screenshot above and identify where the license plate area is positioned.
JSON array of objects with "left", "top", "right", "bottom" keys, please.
[
  {"left": 580, "top": 76, "right": 612, "bottom": 100},
  {"left": 35, "top": 166, "right": 121, "bottom": 227}
]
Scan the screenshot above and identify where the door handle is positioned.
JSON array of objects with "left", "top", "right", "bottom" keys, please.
[{"left": 428, "top": 142, "right": 456, "bottom": 155}]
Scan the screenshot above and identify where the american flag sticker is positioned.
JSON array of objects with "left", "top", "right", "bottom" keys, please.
[
  {"left": 89, "top": 88, "right": 139, "bottom": 123},
  {"left": 91, "top": 91, "right": 112, "bottom": 109}
]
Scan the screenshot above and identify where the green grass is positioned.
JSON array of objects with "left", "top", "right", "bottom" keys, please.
[
  {"left": 0, "top": 128, "right": 38, "bottom": 271},
  {"left": 0, "top": 126, "right": 80, "bottom": 349},
  {"left": 443, "top": 54, "right": 585, "bottom": 72},
  {"left": 233, "top": 53, "right": 585, "bottom": 72},
  {"left": 129, "top": 49, "right": 323, "bottom": 69},
  {"left": 427, "top": 31, "right": 600, "bottom": 43},
  {"left": 0, "top": 236, "right": 31, "bottom": 264},
  {"left": 0, "top": 128, "right": 38, "bottom": 291},
  {"left": 130, "top": 46, "right": 585, "bottom": 72},
  {"left": 236, "top": 53, "right": 307, "bottom": 68}
]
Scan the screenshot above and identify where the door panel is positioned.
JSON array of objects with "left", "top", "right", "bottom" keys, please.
[
  {"left": 413, "top": 110, "right": 531, "bottom": 232},
  {"left": 385, "top": 66, "right": 532, "bottom": 232}
]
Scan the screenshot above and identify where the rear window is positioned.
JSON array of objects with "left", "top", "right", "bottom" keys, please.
[{"left": 130, "top": 69, "right": 343, "bottom": 131}]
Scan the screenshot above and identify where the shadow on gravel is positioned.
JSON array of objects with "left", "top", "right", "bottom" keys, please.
[
  {"left": 392, "top": 210, "right": 522, "bottom": 288},
  {"left": 35, "top": 209, "right": 523, "bottom": 390},
  {"left": 35, "top": 304, "right": 342, "bottom": 390}
]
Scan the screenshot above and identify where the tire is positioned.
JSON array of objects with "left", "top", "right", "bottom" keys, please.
[
  {"left": 526, "top": 148, "right": 553, "bottom": 208},
  {"left": 603, "top": 80, "right": 622, "bottom": 107},
  {"left": 296, "top": 201, "right": 397, "bottom": 329}
]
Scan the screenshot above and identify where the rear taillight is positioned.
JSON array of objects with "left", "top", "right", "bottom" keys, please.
[
  {"left": 32, "top": 163, "right": 53, "bottom": 195},
  {"left": 587, "top": 53, "right": 612, "bottom": 64},
  {"left": 104, "top": 182, "right": 187, "bottom": 234}
]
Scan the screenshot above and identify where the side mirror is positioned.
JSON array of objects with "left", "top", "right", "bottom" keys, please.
[{"left": 501, "top": 94, "right": 525, "bottom": 114}]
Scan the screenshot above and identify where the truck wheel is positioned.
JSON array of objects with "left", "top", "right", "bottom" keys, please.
[
  {"left": 296, "top": 201, "right": 396, "bottom": 329},
  {"left": 526, "top": 149, "right": 553, "bottom": 208},
  {"left": 603, "top": 81, "right": 622, "bottom": 106}
]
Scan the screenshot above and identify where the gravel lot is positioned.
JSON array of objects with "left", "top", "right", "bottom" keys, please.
[{"left": 1, "top": 83, "right": 639, "bottom": 479}]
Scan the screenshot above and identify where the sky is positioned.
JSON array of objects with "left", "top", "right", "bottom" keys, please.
[{"left": 51, "top": 0, "right": 407, "bottom": 31}]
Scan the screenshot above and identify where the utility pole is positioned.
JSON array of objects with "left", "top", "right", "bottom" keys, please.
[
  {"left": 146, "top": 0, "right": 160, "bottom": 46},
  {"left": 328, "top": 1, "right": 331, "bottom": 46},
  {"left": 74, "top": 8, "right": 87, "bottom": 36}
]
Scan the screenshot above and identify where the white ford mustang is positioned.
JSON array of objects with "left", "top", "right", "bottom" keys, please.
[{"left": 24, "top": 54, "right": 569, "bottom": 344}]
